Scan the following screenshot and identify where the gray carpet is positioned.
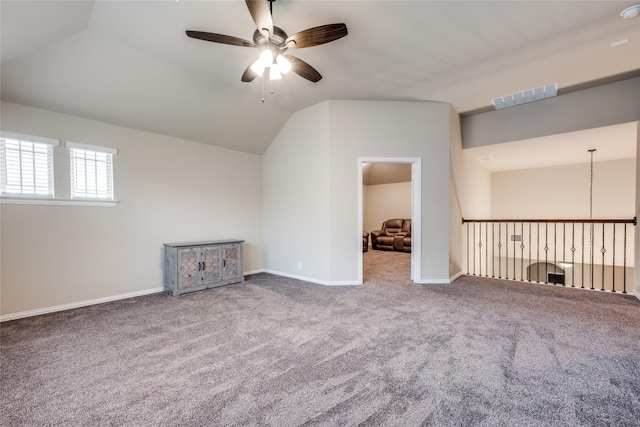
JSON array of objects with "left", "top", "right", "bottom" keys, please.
[{"left": 2, "top": 250, "right": 640, "bottom": 426}]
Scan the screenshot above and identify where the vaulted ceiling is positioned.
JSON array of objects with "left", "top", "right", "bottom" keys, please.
[{"left": 1, "top": 1, "right": 639, "bottom": 156}]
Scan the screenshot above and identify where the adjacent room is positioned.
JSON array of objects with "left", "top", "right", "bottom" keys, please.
[
  {"left": 362, "top": 162, "right": 413, "bottom": 281},
  {"left": 1, "top": 1, "right": 639, "bottom": 425}
]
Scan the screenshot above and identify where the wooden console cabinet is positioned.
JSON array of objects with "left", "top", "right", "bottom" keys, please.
[{"left": 163, "top": 239, "right": 244, "bottom": 296}]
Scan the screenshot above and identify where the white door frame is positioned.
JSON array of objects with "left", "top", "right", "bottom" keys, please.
[{"left": 357, "top": 157, "right": 422, "bottom": 284}]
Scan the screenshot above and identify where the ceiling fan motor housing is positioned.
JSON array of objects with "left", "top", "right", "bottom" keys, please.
[{"left": 253, "top": 26, "right": 288, "bottom": 47}]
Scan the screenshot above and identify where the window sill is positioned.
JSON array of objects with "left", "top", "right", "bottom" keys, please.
[{"left": 0, "top": 197, "right": 119, "bottom": 207}]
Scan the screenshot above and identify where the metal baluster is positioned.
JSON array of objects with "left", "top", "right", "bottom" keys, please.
[
  {"left": 485, "top": 222, "right": 489, "bottom": 277},
  {"left": 498, "top": 222, "right": 502, "bottom": 279},
  {"left": 505, "top": 222, "right": 509, "bottom": 280},
  {"left": 581, "top": 223, "right": 585, "bottom": 289},
  {"left": 473, "top": 222, "right": 476, "bottom": 276},
  {"left": 544, "top": 223, "right": 549, "bottom": 283},
  {"left": 612, "top": 223, "right": 616, "bottom": 292},
  {"left": 536, "top": 222, "right": 540, "bottom": 283},
  {"left": 513, "top": 221, "right": 516, "bottom": 280},
  {"left": 528, "top": 222, "right": 532, "bottom": 282},
  {"left": 623, "top": 223, "right": 627, "bottom": 294},
  {"left": 562, "top": 222, "right": 567, "bottom": 286},
  {"left": 600, "top": 222, "right": 605, "bottom": 291},
  {"left": 590, "top": 222, "right": 595, "bottom": 290},
  {"left": 478, "top": 223, "right": 483, "bottom": 277},
  {"left": 492, "top": 222, "right": 495, "bottom": 278},
  {"left": 520, "top": 222, "right": 524, "bottom": 282},
  {"left": 571, "top": 223, "right": 576, "bottom": 288},
  {"left": 553, "top": 222, "right": 557, "bottom": 285},
  {"left": 466, "top": 222, "right": 469, "bottom": 275}
]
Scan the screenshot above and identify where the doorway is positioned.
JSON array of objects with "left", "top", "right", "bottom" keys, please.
[{"left": 357, "top": 157, "right": 421, "bottom": 284}]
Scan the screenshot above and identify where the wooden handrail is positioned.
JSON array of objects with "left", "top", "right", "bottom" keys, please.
[{"left": 462, "top": 217, "right": 636, "bottom": 225}]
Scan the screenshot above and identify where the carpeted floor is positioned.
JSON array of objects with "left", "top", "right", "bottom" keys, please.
[{"left": 1, "top": 250, "right": 640, "bottom": 426}]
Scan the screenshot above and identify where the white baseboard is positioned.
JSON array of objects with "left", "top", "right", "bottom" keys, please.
[
  {"left": 243, "top": 269, "right": 266, "bottom": 276},
  {"left": 414, "top": 278, "right": 453, "bottom": 285},
  {"left": 449, "top": 271, "right": 464, "bottom": 282},
  {"left": 0, "top": 287, "right": 163, "bottom": 322},
  {"left": 327, "top": 280, "right": 362, "bottom": 286},
  {"left": 263, "top": 269, "right": 363, "bottom": 286},
  {"left": 415, "top": 271, "right": 461, "bottom": 284},
  {"left": 263, "top": 269, "right": 333, "bottom": 286},
  {"left": 633, "top": 290, "right": 640, "bottom": 301}
]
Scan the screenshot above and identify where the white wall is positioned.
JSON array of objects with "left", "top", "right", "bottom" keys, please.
[
  {"left": 0, "top": 101, "right": 263, "bottom": 317},
  {"left": 263, "top": 100, "right": 452, "bottom": 284},
  {"left": 460, "top": 153, "right": 492, "bottom": 219},
  {"left": 329, "top": 101, "right": 451, "bottom": 283},
  {"left": 449, "top": 107, "right": 466, "bottom": 279},
  {"left": 262, "top": 102, "right": 331, "bottom": 282},
  {"left": 364, "top": 182, "right": 411, "bottom": 233},
  {"left": 491, "top": 159, "right": 635, "bottom": 219}
]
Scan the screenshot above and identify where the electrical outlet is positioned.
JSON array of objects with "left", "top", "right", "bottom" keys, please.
[{"left": 298, "top": 262, "right": 302, "bottom": 270}]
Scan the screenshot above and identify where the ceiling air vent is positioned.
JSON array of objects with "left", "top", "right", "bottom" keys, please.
[{"left": 492, "top": 83, "right": 557, "bottom": 110}]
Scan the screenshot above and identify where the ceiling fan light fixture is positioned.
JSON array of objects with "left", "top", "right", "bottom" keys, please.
[
  {"left": 276, "top": 55, "right": 291, "bottom": 74},
  {"left": 269, "top": 66, "right": 282, "bottom": 80},
  {"left": 186, "top": 0, "right": 347, "bottom": 92},
  {"left": 250, "top": 59, "right": 266, "bottom": 76},
  {"left": 259, "top": 49, "right": 274, "bottom": 67}
]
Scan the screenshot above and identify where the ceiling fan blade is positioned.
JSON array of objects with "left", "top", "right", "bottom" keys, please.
[
  {"left": 245, "top": 0, "right": 273, "bottom": 39},
  {"left": 284, "top": 55, "right": 322, "bottom": 82},
  {"left": 241, "top": 63, "right": 258, "bottom": 83},
  {"left": 186, "top": 31, "right": 254, "bottom": 47},
  {"left": 285, "top": 23, "right": 348, "bottom": 48}
]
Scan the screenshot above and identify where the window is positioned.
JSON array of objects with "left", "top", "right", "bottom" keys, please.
[
  {"left": 0, "top": 132, "right": 58, "bottom": 197},
  {"left": 68, "top": 142, "right": 116, "bottom": 200},
  {"left": 0, "top": 133, "right": 117, "bottom": 206}
]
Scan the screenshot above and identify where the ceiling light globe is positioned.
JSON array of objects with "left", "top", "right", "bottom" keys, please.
[
  {"left": 276, "top": 55, "right": 292, "bottom": 74},
  {"left": 250, "top": 59, "right": 265, "bottom": 76},
  {"left": 259, "top": 49, "right": 274, "bottom": 67},
  {"left": 269, "top": 66, "right": 282, "bottom": 80}
]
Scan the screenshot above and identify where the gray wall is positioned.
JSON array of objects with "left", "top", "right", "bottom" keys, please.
[{"left": 462, "top": 77, "right": 640, "bottom": 149}]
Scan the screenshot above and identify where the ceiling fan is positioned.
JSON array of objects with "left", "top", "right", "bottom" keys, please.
[{"left": 186, "top": 0, "right": 348, "bottom": 83}]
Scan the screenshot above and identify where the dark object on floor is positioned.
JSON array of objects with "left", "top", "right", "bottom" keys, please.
[
  {"left": 363, "top": 232, "right": 369, "bottom": 252},
  {"left": 371, "top": 218, "right": 411, "bottom": 252}
]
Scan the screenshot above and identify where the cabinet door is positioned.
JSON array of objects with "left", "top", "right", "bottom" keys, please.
[
  {"left": 222, "top": 244, "right": 242, "bottom": 280},
  {"left": 201, "top": 246, "right": 222, "bottom": 285},
  {"left": 177, "top": 248, "right": 200, "bottom": 289}
]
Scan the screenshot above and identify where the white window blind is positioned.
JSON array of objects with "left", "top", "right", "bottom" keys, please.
[
  {"left": 0, "top": 132, "right": 58, "bottom": 197},
  {"left": 68, "top": 142, "right": 117, "bottom": 200}
]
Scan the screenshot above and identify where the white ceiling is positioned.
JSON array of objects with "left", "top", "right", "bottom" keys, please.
[
  {"left": 363, "top": 163, "right": 411, "bottom": 185},
  {"left": 1, "top": 0, "right": 639, "bottom": 158},
  {"left": 465, "top": 121, "right": 638, "bottom": 172}
]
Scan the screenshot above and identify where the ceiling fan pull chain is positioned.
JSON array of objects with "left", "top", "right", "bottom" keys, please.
[{"left": 261, "top": 75, "right": 265, "bottom": 103}]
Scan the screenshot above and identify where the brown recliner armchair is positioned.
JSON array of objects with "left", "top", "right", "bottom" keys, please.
[
  {"left": 393, "top": 219, "right": 412, "bottom": 253},
  {"left": 363, "top": 232, "right": 369, "bottom": 252},
  {"left": 371, "top": 218, "right": 412, "bottom": 252}
]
